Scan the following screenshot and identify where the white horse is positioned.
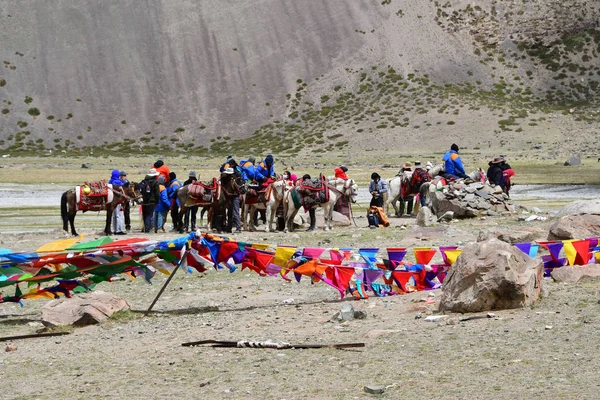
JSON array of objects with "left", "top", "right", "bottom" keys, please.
[
  {"left": 242, "top": 180, "right": 289, "bottom": 232},
  {"left": 284, "top": 178, "right": 358, "bottom": 232},
  {"left": 386, "top": 164, "right": 482, "bottom": 216}
]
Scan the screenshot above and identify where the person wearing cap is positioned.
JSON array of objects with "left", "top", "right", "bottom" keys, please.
[
  {"left": 141, "top": 168, "right": 160, "bottom": 233},
  {"left": 487, "top": 156, "right": 506, "bottom": 192},
  {"left": 442, "top": 144, "right": 469, "bottom": 180},
  {"left": 108, "top": 169, "right": 126, "bottom": 235},
  {"left": 399, "top": 162, "right": 414, "bottom": 217},
  {"left": 369, "top": 172, "right": 388, "bottom": 208},
  {"left": 153, "top": 176, "right": 170, "bottom": 233},
  {"left": 152, "top": 159, "right": 171, "bottom": 184},
  {"left": 183, "top": 171, "right": 198, "bottom": 231},
  {"left": 255, "top": 154, "right": 276, "bottom": 185},
  {"left": 120, "top": 171, "right": 132, "bottom": 231},
  {"left": 334, "top": 166, "right": 349, "bottom": 180}
]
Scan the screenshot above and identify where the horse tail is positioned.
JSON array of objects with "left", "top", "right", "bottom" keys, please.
[{"left": 61, "top": 191, "right": 68, "bottom": 223}]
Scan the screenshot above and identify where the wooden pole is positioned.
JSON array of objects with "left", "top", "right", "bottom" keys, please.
[
  {"left": 0, "top": 331, "right": 71, "bottom": 342},
  {"left": 144, "top": 248, "right": 189, "bottom": 316}
]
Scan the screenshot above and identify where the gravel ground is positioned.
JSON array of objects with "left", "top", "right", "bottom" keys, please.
[{"left": 1, "top": 210, "right": 599, "bottom": 399}]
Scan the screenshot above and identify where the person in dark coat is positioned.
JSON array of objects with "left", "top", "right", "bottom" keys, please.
[
  {"left": 486, "top": 156, "right": 505, "bottom": 191},
  {"left": 183, "top": 171, "right": 198, "bottom": 231}
]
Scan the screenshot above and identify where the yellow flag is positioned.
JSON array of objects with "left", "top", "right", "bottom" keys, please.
[
  {"left": 273, "top": 246, "right": 297, "bottom": 267},
  {"left": 251, "top": 243, "right": 270, "bottom": 250},
  {"left": 37, "top": 235, "right": 84, "bottom": 253},
  {"left": 562, "top": 240, "right": 577, "bottom": 266},
  {"left": 444, "top": 249, "right": 463, "bottom": 266}
]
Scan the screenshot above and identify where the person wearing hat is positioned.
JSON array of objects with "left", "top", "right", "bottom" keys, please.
[
  {"left": 108, "top": 169, "right": 126, "bottom": 235},
  {"left": 334, "top": 166, "right": 349, "bottom": 180},
  {"left": 487, "top": 156, "right": 506, "bottom": 192},
  {"left": 120, "top": 171, "right": 132, "bottom": 231},
  {"left": 442, "top": 144, "right": 469, "bottom": 180},
  {"left": 141, "top": 168, "right": 160, "bottom": 233},
  {"left": 369, "top": 172, "right": 388, "bottom": 208},
  {"left": 152, "top": 159, "right": 171, "bottom": 184},
  {"left": 183, "top": 171, "right": 198, "bottom": 231},
  {"left": 398, "top": 162, "right": 414, "bottom": 217}
]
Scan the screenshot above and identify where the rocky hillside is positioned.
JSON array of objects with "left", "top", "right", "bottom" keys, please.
[{"left": 0, "top": 0, "right": 599, "bottom": 160}]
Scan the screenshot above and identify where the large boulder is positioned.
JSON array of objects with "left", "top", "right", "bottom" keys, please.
[
  {"left": 430, "top": 191, "right": 477, "bottom": 218},
  {"left": 547, "top": 214, "right": 600, "bottom": 240},
  {"left": 551, "top": 264, "right": 600, "bottom": 283},
  {"left": 42, "top": 291, "right": 130, "bottom": 327},
  {"left": 478, "top": 227, "right": 545, "bottom": 244},
  {"left": 563, "top": 155, "right": 582, "bottom": 166},
  {"left": 558, "top": 199, "right": 600, "bottom": 216},
  {"left": 440, "top": 239, "right": 544, "bottom": 312},
  {"left": 416, "top": 206, "right": 436, "bottom": 227}
]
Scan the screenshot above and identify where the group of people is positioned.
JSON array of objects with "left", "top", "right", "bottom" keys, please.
[{"left": 109, "top": 143, "right": 512, "bottom": 234}]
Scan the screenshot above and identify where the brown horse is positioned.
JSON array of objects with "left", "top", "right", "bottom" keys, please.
[
  {"left": 176, "top": 173, "right": 246, "bottom": 233},
  {"left": 60, "top": 183, "right": 140, "bottom": 236}
]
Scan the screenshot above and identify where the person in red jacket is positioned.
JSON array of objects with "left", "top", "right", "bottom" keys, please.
[
  {"left": 334, "top": 166, "right": 349, "bottom": 180},
  {"left": 152, "top": 159, "right": 171, "bottom": 184}
]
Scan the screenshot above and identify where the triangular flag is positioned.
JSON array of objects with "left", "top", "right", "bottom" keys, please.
[
  {"left": 358, "top": 248, "right": 379, "bottom": 269},
  {"left": 37, "top": 237, "right": 83, "bottom": 253},
  {"left": 303, "top": 247, "right": 325, "bottom": 259},
  {"left": 67, "top": 237, "right": 113, "bottom": 251},
  {"left": 273, "top": 246, "right": 297, "bottom": 267},
  {"left": 414, "top": 248, "right": 437, "bottom": 265}
]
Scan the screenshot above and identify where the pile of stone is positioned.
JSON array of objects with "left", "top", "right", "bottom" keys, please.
[{"left": 429, "top": 180, "right": 517, "bottom": 219}]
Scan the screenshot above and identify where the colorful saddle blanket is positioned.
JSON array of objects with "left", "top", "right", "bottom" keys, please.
[
  {"left": 245, "top": 184, "right": 272, "bottom": 205},
  {"left": 188, "top": 179, "right": 219, "bottom": 205},
  {"left": 76, "top": 181, "right": 114, "bottom": 212},
  {"left": 294, "top": 176, "right": 329, "bottom": 211}
]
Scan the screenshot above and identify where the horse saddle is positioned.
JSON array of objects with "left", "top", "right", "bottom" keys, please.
[
  {"left": 189, "top": 179, "right": 218, "bottom": 203},
  {"left": 76, "top": 182, "right": 114, "bottom": 211},
  {"left": 245, "top": 184, "right": 271, "bottom": 205}
]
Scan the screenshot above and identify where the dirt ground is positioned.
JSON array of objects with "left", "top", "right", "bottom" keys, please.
[{"left": 1, "top": 204, "right": 600, "bottom": 400}]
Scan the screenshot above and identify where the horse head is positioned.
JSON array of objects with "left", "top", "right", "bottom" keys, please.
[
  {"left": 221, "top": 173, "right": 247, "bottom": 196},
  {"left": 331, "top": 178, "right": 358, "bottom": 199},
  {"left": 126, "top": 182, "right": 143, "bottom": 204}
]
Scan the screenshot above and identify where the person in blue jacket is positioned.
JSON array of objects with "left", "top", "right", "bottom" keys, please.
[
  {"left": 153, "top": 176, "right": 170, "bottom": 233},
  {"left": 108, "top": 169, "right": 126, "bottom": 235},
  {"left": 255, "top": 154, "right": 276, "bottom": 184},
  {"left": 442, "top": 144, "right": 469, "bottom": 180},
  {"left": 167, "top": 172, "right": 182, "bottom": 232},
  {"left": 240, "top": 157, "right": 257, "bottom": 182}
]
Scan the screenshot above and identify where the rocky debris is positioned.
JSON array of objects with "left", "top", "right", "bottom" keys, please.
[
  {"left": 563, "top": 155, "right": 582, "bottom": 166},
  {"left": 551, "top": 264, "right": 600, "bottom": 283},
  {"left": 440, "top": 239, "right": 544, "bottom": 312},
  {"left": 558, "top": 199, "right": 600, "bottom": 216},
  {"left": 41, "top": 291, "right": 130, "bottom": 327},
  {"left": 364, "top": 385, "right": 386, "bottom": 394},
  {"left": 416, "top": 206, "right": 436, "bottom": 227},
  {"left": 81, "top": 163, "right": 92, "bottom": 169},
  {"left": 429, "top": 180, "right": 515, "bottom": 219},
  {"left": 547, "top": 214, "right": 600, "bottom": 240},
  {"left": 478, "top": 228, "right": 545, "bottom": 244},
  {"left": 437, "top": 211, "right": 454, "bottom": 223},
  {"left": 330, "top": 303, "right": 366, "bottom": 322},
  {"left": 424, "top": 315, "right": 448, "bottom": 322},
  {"left": 5, "top": 344, "right": 17, "bottom": 352}
]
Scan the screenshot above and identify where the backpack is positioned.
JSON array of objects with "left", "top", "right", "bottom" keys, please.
[
  {"left": 367, "top": 212, "right": 380, "bottom": 227},
  {"left": 140, "top": 180, "right": 154, "bottom": 203}
]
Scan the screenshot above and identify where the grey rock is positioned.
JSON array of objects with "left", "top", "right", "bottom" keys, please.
[
  {"left": 340, "top": 303, "right": 355, "bottom": 321},
  {"left": 416, "top": 206, "right": 435, "bottom": 227},
  {"left": 564, "top": 155, "right": 582, "bottom": 166},
  {"left": 475, "top": 190, "right": 490, "bottom": 200},
  {"left": 440, "top": 239, "right": 545, "bottom": 312},
  {"left": 551, "top": 264, "right": 600, "bottom": 283},
  {"left": 548, "top": 214, "right": 600, "bottom": 240},
  {"left": 42, "top": 291, "right": 130, "bottom": 327},
  {"left": 354, "top": 310, "right": 367, "bottom": 319},
  {"left": 558, "top": 199, "right": 600, "bottom": 216},
  {"left": 486, "top": 210, "right": 500, "bottom": 216},
  {"left": 81, "top": 163, "right": 92, "bottom": 169},
  {"left": 364, "top": 385, "right": 386, "bottom": 394},
  {"left": 464, "top": 186, "right": 478, "bottom": 194},
  {"left": 464, "top": 193, "right": 475, "bottom": 202}
]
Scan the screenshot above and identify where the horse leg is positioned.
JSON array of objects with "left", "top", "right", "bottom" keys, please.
[
  {"left": 391, "top": 195, "right": 401, "bottom": 217},
  {"left": 178, "top": 205, "right": 187, "bottom": 233},
  {"left": 105, "top": 209, "right": 113, "bottom": 235},
  {"left": 266, "top": 203, "right": 276, "bottom": 232},
  {"left": 323, "top": 204, "right": 331, "bottom": 231},
  {"left": 285, "top": 206, "right": 297, "bottom": 233},
  {"left": 61, "top": 192, "right": 69, "bottom": 233}
]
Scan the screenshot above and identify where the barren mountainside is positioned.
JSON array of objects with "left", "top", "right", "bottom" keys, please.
[{"left": 0, "top": 0, "right": 599, "bottom": 159}]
